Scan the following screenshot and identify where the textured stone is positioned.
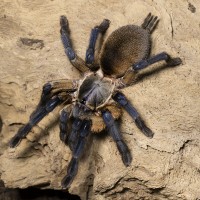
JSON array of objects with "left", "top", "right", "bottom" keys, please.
[{"left": 0, "top": 0, "right": 200, "bottom": 200}]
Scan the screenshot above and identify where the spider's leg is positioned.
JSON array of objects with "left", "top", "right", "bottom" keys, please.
[
  {"left": 141, "top": 13, "right": 159, "bottom": 33},
  {"left": 141, "top": 13, "right": 152, "bottom": 29},
  {"left": 112, "top": 91, "right": 154, "bottom": 138},
  {"left": 102, "top": 110, "right": 132, "bottom": 166},
  {"left": 40, "top": 79, "right": 78, "bottom": 107},
  {"left": 68, "top": 118, "right": 83, "bottom": 151},
  {"left": 9, "top": 93, "right": 71, "bottom": 148},
  {"left": 132, "top": 52, "right": 182, "bottom": 71},
  {"left": 119, "top": 52, "right": 182, "bottom": 86},
  {"left": 60, "top": 16, "right": 88, "bottom": 73},
  {"left": 61, "top": 120, "right": 91, "bottom": 188},
  {"left": 85, "top": 19, "right": 110, "bottom": 68},
  {"left": 59, "top": 104, "right": 73, "bottom": 144}
]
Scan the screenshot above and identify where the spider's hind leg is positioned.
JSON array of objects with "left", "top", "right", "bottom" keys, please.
[
  {"left": 60, "top": 16, "right": 88, "bottom": 73},
  {"left": 119, "top": 52, "right": 182, "bottom": 86},
  {"left": 85, "top": 19, "right": 110, "bottom": 68},
  {"left": 132, "top": 52, "right": 182, "bottom": 71},
  {"left": 141, "top": 13, "right": 159, "bottom": 33}
]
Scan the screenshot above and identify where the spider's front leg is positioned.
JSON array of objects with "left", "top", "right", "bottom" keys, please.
[
  {"left": 102, "top": 110, "right": 132, "bottom": 166},
  {"left": 112, "top": 91, "right": 154, "bottom": 138},
  {"left": 61, "top": 119, "right": 91, "bottom": 188},
  {"left": 10, "top": 79, "right": 77, "bottom": 148},
  {"left": 9, "top": 92, "right": 71, "bottom": 148},
  {"left": 85, "top": 19, "right": 110, "bottom": 68}
]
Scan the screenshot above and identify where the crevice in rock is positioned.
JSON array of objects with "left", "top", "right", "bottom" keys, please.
[
  {"left": 19, "top": 38, "right": 44, "bottom": 50},
  {"left": 149, "top": 186, "right": 165, "bottom": 194},
  {"left": 169, "top": 13, "right": 174, "bottom": 39},
  {"left": 0, "top": 181, "right": 81, "bottom": 200},
  {"left": 86, "top": 174, "right": 94, "bottom": 200},
  {"left": 97, "top": 177, "right": 124, "bottom": 194}
]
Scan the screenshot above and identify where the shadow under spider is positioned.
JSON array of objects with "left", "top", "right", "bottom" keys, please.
[{"left": 11, "top": 115, "right": 60, "bottom": 158}]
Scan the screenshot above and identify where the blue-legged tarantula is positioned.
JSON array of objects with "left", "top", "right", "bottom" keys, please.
[{"left": 10, "top": 13, "right": 182, "bottom": 188}]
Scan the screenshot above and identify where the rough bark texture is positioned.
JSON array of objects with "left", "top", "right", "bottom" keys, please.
[{"left": 0, "top": 0, "right": 200, "bottom": 200}]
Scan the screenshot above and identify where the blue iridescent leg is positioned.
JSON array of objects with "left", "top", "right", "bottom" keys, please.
[
  {"left": 59, "top": 105, "right": 73, "bottom": 144},
  {"left": 141, "top": 13, "right": 159, "bottom": 33},
  {"left": 40, "top": 79, "right": 77, "bottom": 107},
  {"left": 112, "top": 91, "right": 154, "bottom": 138},
  {"left": 9, "top": 93, "right": 70, "bottom": 148},
  {"left": 133, "top": 52, "right": 182, "bottom": 71},
  {"left": 67, "top": 118, "right": 83, "bottom": 151},
  {"left": 60, "top": 15, "right": 88, "bottom": 73},
  {"left": 61, "top": 120, "right": 91, "bottom": 188},
  {"left": 102, "top": 110, "right": 132, "bottom": 166},
  {"left": 85, "top": 19, "right": 110, "bottom": 66}
]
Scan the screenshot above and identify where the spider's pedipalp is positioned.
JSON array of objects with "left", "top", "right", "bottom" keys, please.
[
  {"left": 59, "top": 104, "right": 73, "bottom": 144},
  {"left": 102, "top": 110, "right": 132, "bottom": 166},
  {"left": 132, "top": 52, "right": 182, "bottom": 71},
  {"left": 60, "top": 16, "right": 88, "bottom": 73},
  {"left": 9, "top": 93, "right": 71, "bottom": 148},
  {"left": 85, "top": 19, "right": 110, "bottom": 67},
  {"left": 112, "top": 92, "right": 154, "bottom": 138},
  {"left": 61, "top": 120, "right": 91, "bottom": 188}
]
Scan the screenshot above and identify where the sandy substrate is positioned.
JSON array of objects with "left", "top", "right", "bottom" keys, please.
[{"left": 0, "top": 0, "right": 200, "bottom": 199}]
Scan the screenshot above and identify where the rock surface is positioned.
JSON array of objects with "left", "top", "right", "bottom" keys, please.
[{"left": 0, "top": 0, "right": 200, "bottom": 199}]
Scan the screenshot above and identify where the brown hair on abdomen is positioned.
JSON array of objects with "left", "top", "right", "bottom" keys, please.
[{"left": 100, "top": 25, "right": 151, "bottom": 77}]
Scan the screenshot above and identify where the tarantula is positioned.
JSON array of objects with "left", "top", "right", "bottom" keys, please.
[{"left": 9, "top": 13, "right": 182, "bottom": 188}]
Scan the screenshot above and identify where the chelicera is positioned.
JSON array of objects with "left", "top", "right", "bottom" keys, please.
[{"left": 9, "top": 13, "right": 182, "bottom": 188}]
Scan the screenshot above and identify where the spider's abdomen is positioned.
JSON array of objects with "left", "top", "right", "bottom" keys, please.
[
  {"left": 77, "top": 73, "right": 115, "bottom": 110},
  {"left": 100, "top": 25, "right": 151, "bottom": 77}
]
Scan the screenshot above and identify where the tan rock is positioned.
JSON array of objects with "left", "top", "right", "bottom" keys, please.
[{"left": 0, "top": 0, "right": 200, "bottom": 199}]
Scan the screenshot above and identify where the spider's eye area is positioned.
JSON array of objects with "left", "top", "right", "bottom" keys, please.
[
  {"left": 81, "top": 98, "right": 86, "bottom": 104},
  {"left": 112, "top": 92, "right": 127, "bottom": 106}
]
